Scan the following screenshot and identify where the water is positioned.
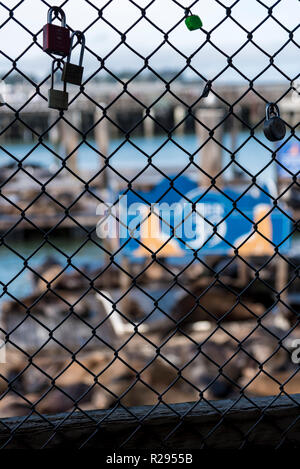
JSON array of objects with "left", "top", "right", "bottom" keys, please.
[
  {"left": 0, "top": 132, "right": 290, "bottom": 303},
  {"left": 1, "top": 132, "right": 277, "bottom": 184},
  {"left": 0, "top": 235, "right": 105, "bottom": 304}
]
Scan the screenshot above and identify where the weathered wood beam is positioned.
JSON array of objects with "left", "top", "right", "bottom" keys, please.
[{"left": 1, "top": 394, "right": 300, "bottom": 449}]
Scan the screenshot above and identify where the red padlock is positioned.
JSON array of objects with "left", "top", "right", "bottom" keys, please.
[{"left": 43, "top": 6, "right": 70, "bottom": 56}]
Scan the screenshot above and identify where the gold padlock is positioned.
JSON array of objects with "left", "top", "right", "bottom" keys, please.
[{"left": 48, "top": 59, "right": 69, "bottom": 111}]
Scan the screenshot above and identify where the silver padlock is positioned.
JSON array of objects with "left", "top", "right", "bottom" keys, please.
[
  {"left": 48, "top": 59, "right": 69, "bottom": 111},
  {"left": 61, "top": 31, "right": 85, "bottom": 86}
]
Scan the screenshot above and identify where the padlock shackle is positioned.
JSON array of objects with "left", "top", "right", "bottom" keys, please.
[
  {"left": 47, "top": 6, "right": 66, "bottom": 27},
  {"left": 201, "top": 80, "right": 211, "bottom": 98},
  {"left": 67, "top": 31, "right": 86, "bottom": 67},
  {"left": 266, "top": 102, "right": 280, "bottom": 120},
  {"left": 51, "top": 59, "right": 66, "bottom": 92}
]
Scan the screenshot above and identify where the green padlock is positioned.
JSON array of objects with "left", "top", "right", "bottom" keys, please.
[{"left": 185, "top": 15, "right": 203, "bottom": 31}]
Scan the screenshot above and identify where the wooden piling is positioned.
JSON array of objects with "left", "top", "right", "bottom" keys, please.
[
  {"left": 276, "top": 255, "right": 289, "bottom": 317},
  {"left": 94, "top": 105, "right": 109, "bottom": 187},
  {"left": 48, "top": 112, "right": 62, "bottom": 147},
  {"left": 48, "top": 111, "right": 62, "bottom": 168},
  {"left": 174, "top": 105, "right": 185, "bottom": 136},
  {"left": 196, "top": 107, "right": 224, "bottom": 188},
  {"left": 143, "top": 108, "right": 155, "bottom": 138},
  {"left": 60, "top": 110, "right": 81, "bottom": 174}
]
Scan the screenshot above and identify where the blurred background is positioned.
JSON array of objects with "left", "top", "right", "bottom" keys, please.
[{"left": 0, "top": 0, "right": 300, "bottom": 418}]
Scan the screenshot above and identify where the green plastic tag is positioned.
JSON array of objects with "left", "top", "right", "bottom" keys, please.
[{"left": 185, "top": 15, "right": 203, "bottom": 31}]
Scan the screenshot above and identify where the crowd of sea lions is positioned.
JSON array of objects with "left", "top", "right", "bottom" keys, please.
[{"left": 1, "top": 256, "right": 300, "bottom": 418}]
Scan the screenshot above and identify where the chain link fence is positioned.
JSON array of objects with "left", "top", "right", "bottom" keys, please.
[{"left": 0, "top": 0, "right": 299, "bottom": 450}]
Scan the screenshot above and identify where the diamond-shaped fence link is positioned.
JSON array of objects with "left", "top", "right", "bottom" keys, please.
[{"left": 0, "top": 0, "right": 299, "bottom": 450}]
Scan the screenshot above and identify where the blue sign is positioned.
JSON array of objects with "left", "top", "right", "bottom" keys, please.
[
  {"left": 118, "top": 175, "right": 291, "bottom": 259},
  {"left": 277, "top": 140, "right": 300, "bottom": 178}
]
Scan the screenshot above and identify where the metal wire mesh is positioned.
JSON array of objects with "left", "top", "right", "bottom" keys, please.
[{"left": 0, "top": 0, "right": 299, "bottom": 450}]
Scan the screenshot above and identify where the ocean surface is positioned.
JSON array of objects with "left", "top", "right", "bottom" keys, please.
[
  {"left": 1, "top": 131, "right": 278, "bottom": 182},
  {"left": 0, "top": 132, "right": 293, "bottom": 304}
]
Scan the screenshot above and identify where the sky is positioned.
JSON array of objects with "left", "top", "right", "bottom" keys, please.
[{"left": 0, "top": 0, "right": 299, "bottom": 84}]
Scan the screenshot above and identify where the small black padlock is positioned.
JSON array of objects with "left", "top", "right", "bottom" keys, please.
[
  {"left": 263, "top": 103, "right": 286, "bottom": 142},
  {"left": 48, "top": 59, "right": 69, "bottom": 111},
  {"left": 61, "top": 31, "right": 85, "bottom": 86}
]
